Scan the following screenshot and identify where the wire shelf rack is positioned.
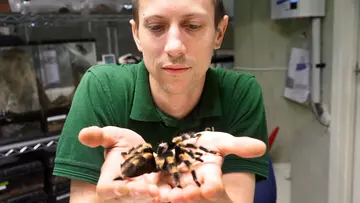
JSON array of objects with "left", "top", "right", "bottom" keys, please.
[
  {"left": 0, "top": 13, "right": 132, "bottom": 25},
  {"left": 0, "top": 135, "right": 60, "bottom": 160}
]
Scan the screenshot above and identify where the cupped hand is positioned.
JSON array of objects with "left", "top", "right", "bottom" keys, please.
[
  {"left": 78, "top": 126, "right": 161, "bottom": 203},
  {"left": 158, "top": 131, "right": 266, "bottom": 203}
]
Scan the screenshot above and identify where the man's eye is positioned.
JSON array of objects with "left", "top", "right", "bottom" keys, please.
[
  {"left": 187, "top": 24, "right": 201, "bottom": 30},
  {"left": 149, "top": 25, "right": 164, "bottom": 31}
]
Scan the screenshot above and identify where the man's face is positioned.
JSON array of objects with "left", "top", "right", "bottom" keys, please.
[{"left": 131, "top": 0, "right": 228, "bottom": 94}]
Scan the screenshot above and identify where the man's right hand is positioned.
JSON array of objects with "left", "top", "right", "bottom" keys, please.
[{"left": 77, "top": 126, "right": 162, "bottom": 203}]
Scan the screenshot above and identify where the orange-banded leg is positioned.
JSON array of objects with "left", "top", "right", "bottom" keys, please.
[
  {"left": 178, "top": 153, "right": 201, "bottom": 187},
  {"left": 178, "top": 142, "right": 219, "bottom": 155},
  {"left": 121, "top": 143, "right": 153, "bottom": 159},
  {"left": 173, "top": 133, "right": 220, "bottom": 155},
  {"left": 172, "top": 132, "right": 202, "bottom": 144},
  {"left": 164, "top": 152, "right": 183, "bottom": 188},
  {"left": 177, "top": 146, "right": 204, "bottom": 163}
]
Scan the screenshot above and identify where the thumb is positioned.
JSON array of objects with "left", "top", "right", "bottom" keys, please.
[
  {"left": 197, "top": 131, "right": 267, "bottom": 158},
  {"left": 78, "top": 126, "right": 146, "bottom": 149}
]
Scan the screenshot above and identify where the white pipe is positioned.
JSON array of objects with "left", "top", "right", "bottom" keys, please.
[
  {"left": 310, "top": 17, "right": 331, "bottom": 126},
  {"left": 311, "top": 17, "right": 322, "bottom": 104},
  {"left": 234, "top": 67, "right": 287, "bottom": 71}
]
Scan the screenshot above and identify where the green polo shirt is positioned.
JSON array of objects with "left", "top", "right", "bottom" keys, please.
[{"left": 53, "top": 61, "right": 269, "bottom": 185}]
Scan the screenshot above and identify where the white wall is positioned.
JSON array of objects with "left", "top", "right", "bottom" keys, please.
[{"left": 233, "top": 0, "right": 333, "bottom": 202}]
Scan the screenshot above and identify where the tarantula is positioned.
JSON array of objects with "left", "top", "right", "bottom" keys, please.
[{"left": 118, "top": 132, "right": 219, "bottom": 188}]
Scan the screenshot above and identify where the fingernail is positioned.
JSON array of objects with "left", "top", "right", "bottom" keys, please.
[
  {"left": 115, "top": 185, "right": 129, "bottom": 196},
  {"left": 114, "top": 189, "right": 127, "bottom": 196}
]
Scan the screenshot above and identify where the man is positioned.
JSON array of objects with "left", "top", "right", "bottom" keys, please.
[{"left": 53, "top": 0, "right": 269, "bottom": 202}]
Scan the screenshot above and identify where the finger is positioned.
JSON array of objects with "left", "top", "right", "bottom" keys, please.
[
  {"left": 78, "top": 126, "right": 146, "bottom": 149},
  {"left": 159, "top": 171, "right": 177, "bottom": 188},
  {"left": 144, "top": 173, "right": 161, "bottom": 197},
  {"left": 167, "top": 187, "right": 185, "bottom": 203},
  {"left": 197, "top": 163, "right": 225, "bottom": 201},
  {"left": 78, "top": 126, "right": 104, "bottom": 148},
  {"left": 127, "top": 180, "right": 154, "bottom": 199},
  {"left": 158, "top": 182, "right": 172, "bottom": 202},
  {"left": 144, "top": 173, "right": 161, "bottom": 185},
  {"left": 182, "top": 184, "right": 202, "bottom": 201},
  {"left": 96, "top": 149, "right": 129, "bottom": 200},
  {"left": 151, "top": 198, "right": 163, "bottom": 203},
  {"left": 197, "top": 131, "right": 266, "bottom": 158}
]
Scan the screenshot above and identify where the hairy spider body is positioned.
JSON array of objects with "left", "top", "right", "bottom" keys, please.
[
  {"left": 120, "top": 143, "right": 158, "bottom": 178},
  {"left": 119, "top": 132, "right": 219, "bottom": 188}
]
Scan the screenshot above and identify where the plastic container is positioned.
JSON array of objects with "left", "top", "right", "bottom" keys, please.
[
  {"left": 1, "top": 189, "right": 48, "bottom": 203},
  {"left": 0, "top": 45, "right": 46, "bottom": 146},
  {"left": 0, "top": 160, "right": 45, "bottom": 202},
  {"left": 41, "top": 149, "right": 70, "bottom": 203}
]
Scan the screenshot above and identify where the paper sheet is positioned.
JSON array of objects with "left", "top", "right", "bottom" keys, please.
[
  {"left": 39, "top": 49, "right": 61, "bottom": 87},
  {"left": 284, "top": 47, "right": 310, "bottom": 103}
]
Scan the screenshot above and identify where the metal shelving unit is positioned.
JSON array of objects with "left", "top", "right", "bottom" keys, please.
[
  {"left": 0, "top": 12, "right": 133, "bottom": 59},
  {"left": 0, "top": 135, "right": 60, "bottom": 160},
  {"left": 0, "top": 12, "right": 130, "bottom": 159},
  {"left": 0, "top": 12, "right": 132, "bottom": 24}
]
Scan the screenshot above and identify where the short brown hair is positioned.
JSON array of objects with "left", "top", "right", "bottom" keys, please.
[{"left": 130, "top": 0, "right": 226, "bottom": 29}]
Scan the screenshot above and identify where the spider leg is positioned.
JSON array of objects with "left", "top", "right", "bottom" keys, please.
[
  {"left": 194, "top": 155, "right": 204, "bottom": 163},
  {"left": 198, "top": 145, "right": 219, "bottom": 155},
  {"left": 164, "top": 151, "right": 182, "bottom": 188},
  {"left": 194, "top": 151, "right": 203, "bottom": 156},
  {"left": 121, "top": 150, "right": 137, "bottom": 159},
  {"left": 179, "top": 147, "right": 204, "bottom": 163},
  {"left": 172, "top": 132, "right": 219, "bottom": 155},
  {"left": 178, "top": 153, "right": 201, "bottom": 187},
  {"left": 121, "top": 143, "right": 153, "bottom": 159},
  {"left": 177, "top": 142, "right": 219, "bottom": 156},
  {"left": 172, "top": 132, "right": 202, "bottom": 144},
  {"left": 121, "top": 144, "right": 145, "bottom": 156}
]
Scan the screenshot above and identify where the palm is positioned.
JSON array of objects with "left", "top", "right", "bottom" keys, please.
[{"left": 157, "top": 151, "right": 225, "bottom": 202}]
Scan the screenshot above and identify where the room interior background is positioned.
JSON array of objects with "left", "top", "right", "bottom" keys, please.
[{"left": 0, "top": 0, "right": 339, "bottom": 203}]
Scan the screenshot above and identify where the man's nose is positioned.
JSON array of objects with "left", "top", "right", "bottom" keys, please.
[{"left": 164, "top": 26, "right": 186, "bottom": 57}]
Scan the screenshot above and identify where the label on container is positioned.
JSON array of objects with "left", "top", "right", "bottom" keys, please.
[{"left": 0, "top": 181, "right": 9, "bottom": 191}]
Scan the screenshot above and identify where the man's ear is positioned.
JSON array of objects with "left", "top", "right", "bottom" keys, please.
[
  {"left": 214, "top": 15, "right": 229, "bottom": 50},
  {"left": 130, "top": 19, "right": 143, "bottom": 52}
]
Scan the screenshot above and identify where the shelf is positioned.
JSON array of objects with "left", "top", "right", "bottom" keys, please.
[
  {"left": 0, "top": 12, "right": 132, "bottom": 25},
  {"left": 0, "top": 135, "right": 60, "bottom": 159}
]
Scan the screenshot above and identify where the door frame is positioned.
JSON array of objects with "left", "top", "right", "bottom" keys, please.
[
  {"left": 328, "top": 0, "right": 359, "bottom": 203},
  {"left": 352, "top": 72, "right": 360, "bottom": 200},
  {"left": 352, "top": 0, "right": 360, "bottom": 202}
]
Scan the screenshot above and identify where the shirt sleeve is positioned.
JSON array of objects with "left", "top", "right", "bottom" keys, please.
[
  {"left": 53, "top": 69, "right": 116, "bottom": 185},
  {"left": 221, "top": 75, "right": 269, "bottom": 182}
]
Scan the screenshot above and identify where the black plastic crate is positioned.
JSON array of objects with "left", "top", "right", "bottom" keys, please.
[
  {"left": 0, "top": 188, "right": 48, "bottom": 203},
  {"left": 52, "top": 190, "right": 70, "bottom": 203},
  {"left": 40, "top": 149, "right": 70, "bottom": 203},
  {"left": 0, "top": 160, "right": 45, "bottom": 202}
]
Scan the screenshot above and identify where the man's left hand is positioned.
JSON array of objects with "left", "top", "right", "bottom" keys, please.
[{"left": 155, "top": 131, "right": 266, "bottom": 203}]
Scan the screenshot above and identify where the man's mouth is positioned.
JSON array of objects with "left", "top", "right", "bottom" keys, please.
[{"left": 162, "top": 64, "right": 190, "bottom": 74}]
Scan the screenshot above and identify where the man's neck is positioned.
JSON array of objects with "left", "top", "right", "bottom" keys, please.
[{"left": 149, "top": 77, "right": 205, "bottom": 120}]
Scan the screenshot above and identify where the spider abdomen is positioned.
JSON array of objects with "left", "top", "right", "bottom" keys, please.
[{"left": 121, "top": 152, "right": 157, "bottom": 178}]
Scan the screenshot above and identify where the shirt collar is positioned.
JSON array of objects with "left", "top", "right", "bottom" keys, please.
[{"left": 130, "top": 61, "right": 222, "bottom": 122}]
